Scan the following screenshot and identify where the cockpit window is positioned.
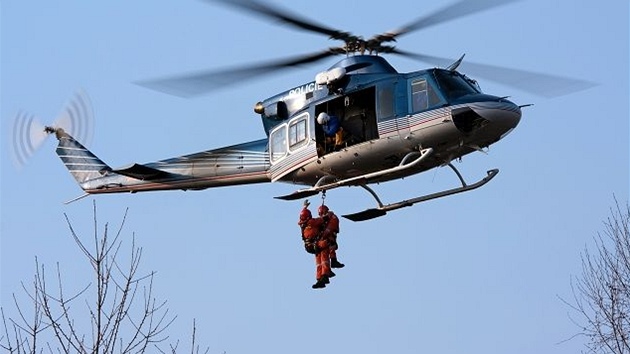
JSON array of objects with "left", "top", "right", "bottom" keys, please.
[
  {"left": 433, "top": 70, "right": 480, "bottom": 101},
  {"left": 410, "top": 78, "right": 442, "bottom": 113}
]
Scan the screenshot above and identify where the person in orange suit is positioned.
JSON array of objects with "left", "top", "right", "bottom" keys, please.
[
  {"left": 318, "top": 204, "right": 345, "bottom": 269},
  {"left": 298, "top": 200, "right": 331, "bottom": 289}
]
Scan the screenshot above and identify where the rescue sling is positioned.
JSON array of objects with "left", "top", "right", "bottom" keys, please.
[{"left": 303, "top": 239, "right": 319, "bottom": 254}]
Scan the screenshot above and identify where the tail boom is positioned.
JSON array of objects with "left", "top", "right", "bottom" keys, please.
[{"left": 51, "top": 129, "right": 272, "bottom": 194}]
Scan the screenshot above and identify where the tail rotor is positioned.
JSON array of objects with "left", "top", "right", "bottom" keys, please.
[
  {"left": 11, "top": 91, "right": 94, "bottom": 168},
  {"left": 11, "top": 111, "right": 48, "bottom": 167}
]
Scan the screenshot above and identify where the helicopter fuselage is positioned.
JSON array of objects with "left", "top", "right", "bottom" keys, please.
[{"left": 53, "top": 56, "right": 520, "bottom": 198}]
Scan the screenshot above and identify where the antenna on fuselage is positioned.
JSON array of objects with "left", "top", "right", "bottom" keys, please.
[{"left": 446, "top": 54, "right": 466, "bottom": 71}]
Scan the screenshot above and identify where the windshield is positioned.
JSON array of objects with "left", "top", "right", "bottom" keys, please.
[{"left": 433, "top": 69, "right": 480, "bottom": 101}]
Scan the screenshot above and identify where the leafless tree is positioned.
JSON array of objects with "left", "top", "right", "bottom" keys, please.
[
  {"left": 569, "top": 199, "right": 630, "bottom": 354},
  {"left": 0, "top": 202, "right": 209, "bottom": 354}
]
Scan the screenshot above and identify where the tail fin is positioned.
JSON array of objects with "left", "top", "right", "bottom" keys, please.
[{"left": 51, "top": 128, "right": 111, "bottom": 184}]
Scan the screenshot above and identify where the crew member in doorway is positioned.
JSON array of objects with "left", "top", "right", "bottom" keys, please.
[
  {"left": 317, "top": 112, "right": 344, "bottom": 151},
  {"left": 298, "top": 200, "right": 332, "bottom": 289},
  {"left": 318, "top": 204, "right": 345, "bottom": 269}
]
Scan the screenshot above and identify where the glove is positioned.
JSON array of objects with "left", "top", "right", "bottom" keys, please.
[{"left": 303, "top": 199, "right": 310, "bottom": 208}]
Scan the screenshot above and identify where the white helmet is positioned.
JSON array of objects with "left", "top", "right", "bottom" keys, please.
[{"left": 317, "top": 112, "right": 330, "bottom": 125}]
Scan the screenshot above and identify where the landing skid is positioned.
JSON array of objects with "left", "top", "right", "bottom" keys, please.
[
  {"left": 275, "top": 147, "right": 498, "bottom": 222},
  {"left": 343, "top": 166, "right": 499, "bottom": 221}
]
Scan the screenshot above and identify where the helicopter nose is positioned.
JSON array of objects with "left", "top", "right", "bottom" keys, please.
[
  {"left": 451, "top": 99, "right": 521, "bottom": 138},
  {"left": 481, "top": 100, "right": 521, "bottom": 138},
  {"left": 470, "top": 99, "right": 521, "bottom": 139}
]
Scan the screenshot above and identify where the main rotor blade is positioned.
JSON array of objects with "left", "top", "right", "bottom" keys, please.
[
  {"left": 395, "top": 50, "right": 597, "bottom": 98},
  {"left": 378, "top": 0, "right": 522, "bottom": 41},
  {"left": 136, "top": 49, "right": 339, "bottom": 97},
  {"left": 204, "top": 0, "right": 350, "bottom": 40}
]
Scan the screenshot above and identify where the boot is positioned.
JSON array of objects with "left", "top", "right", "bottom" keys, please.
[
  {"left": 312, "top": 279, "right": 327, "bottom": 289},
  {"left": 327, "top": 270, "right": 336, "bottom": 278},
  {"left": 331, "top": 258, "right": 345, "bottom": 268}
]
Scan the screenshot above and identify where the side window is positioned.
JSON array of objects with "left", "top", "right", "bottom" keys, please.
[
  {"left": 377, "top": 84, "right": 395, "bottom": 119},
  {"left": 288, "top": 116, "right": 308, "bottom": 151},
  {"left": 410, "top": 78, "right": 441, "bottom": 113},
  {"left": 411, "top": 79, "right": 428, "bottom": 112},
  {"left": 269, "top": 125, "right": 287, "bottom": 163}
]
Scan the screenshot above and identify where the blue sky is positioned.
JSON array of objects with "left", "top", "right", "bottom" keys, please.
[{"left": 1, "top": 1, "right": 628, "bottom": 353}]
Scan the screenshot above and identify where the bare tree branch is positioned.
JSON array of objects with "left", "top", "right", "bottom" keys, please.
[
  {"left": 0, "top": 201, "right": 207, "bottom": 353},
  {"left": 568, "top": 198, "right": 630, "bottom": 354}
]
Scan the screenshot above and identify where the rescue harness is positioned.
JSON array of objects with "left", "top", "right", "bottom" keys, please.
[{"left": 301, "top": 224, "right": 322, "bottom": 254}]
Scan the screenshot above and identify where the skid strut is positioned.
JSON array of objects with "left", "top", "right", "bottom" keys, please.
[
  {"left": 342, "top": 165, "right": 499, "bottom": 221},
  {"left": 274, "top": 147, "right": 498, "bottom": 221},
  {"left": 275, "top": 148, "right": 434, "bottom": 201}
]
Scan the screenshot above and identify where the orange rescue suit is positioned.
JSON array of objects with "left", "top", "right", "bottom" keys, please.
[
  {"left": 322, "top": 211, "right": 340, "bottom": 258},
  {"left": 299, "top": 211, "right": 331, "bottom": 281}
]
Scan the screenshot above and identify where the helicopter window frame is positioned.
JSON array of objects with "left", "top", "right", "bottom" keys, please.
[
  {"left": 411, "top": 79, "right": 429, "bottom": 112},
  {"left": 288, "top": 114, "right": 309, "bottom": 152},
  {"left": 269, "top": 124, "right": 288, "bottom": 164},
  {"left": 409, "top": 77, "right": 443, "bottom": 113},
  {"left": 377, "top": 83, "right": 395, "bottom": 120}
]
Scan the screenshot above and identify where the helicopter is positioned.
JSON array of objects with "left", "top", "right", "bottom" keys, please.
[{"left": 27, "top": 0, "right": 593, "bottom": 221}]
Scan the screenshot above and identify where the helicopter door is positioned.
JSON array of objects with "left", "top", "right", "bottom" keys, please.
[
  {"left": 268, "top": 112, "right": 317, "bottom": 182},
  {"left": 378, "top": 82, "right": 409, "bottom": 139}
]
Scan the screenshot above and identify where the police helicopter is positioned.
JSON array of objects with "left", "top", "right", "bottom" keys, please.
[{"left": 23, "top": 0, "right": 593, "bottom": 221}]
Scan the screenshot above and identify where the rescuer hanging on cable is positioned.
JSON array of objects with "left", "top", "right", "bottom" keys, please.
[
  {"left": 318, "top": 203, "right": 345, "bottom": 269},
  {"left": 298, "top": 199, "right": 332, "bottom": 289}
]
